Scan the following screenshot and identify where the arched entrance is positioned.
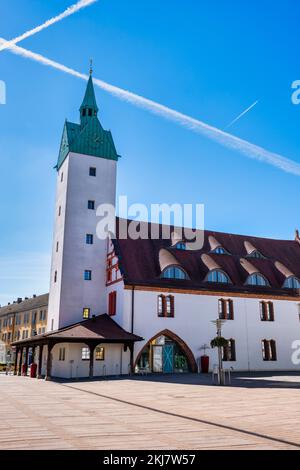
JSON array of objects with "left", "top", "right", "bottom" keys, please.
[{"left": 135, "top": 330, "right": 197, "bottom": 374}]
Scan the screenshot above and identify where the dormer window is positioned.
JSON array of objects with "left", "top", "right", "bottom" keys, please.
[
  {"left": 206, "top": 270, "right": 231, "bottom": 284},
  {"left": 248, "top": 250, "right": 265, "bottom": 259},
  {"left": 283, "top": 276, "right": 300, "bottom": 289},
  {"left": 161, "top": 266, "right": 188, "bottom": 280},
  {"left": 246, "top": 273, "right": 269, "bottom": 287},
  {"left": 211, "top": 247, "right": 228, "bottom": 255},
  {"left": 174, "top": 242, "right": 186, "bottom": 250}
]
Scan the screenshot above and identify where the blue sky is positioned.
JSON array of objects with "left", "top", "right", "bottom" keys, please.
[{"left": 0, "top": 0, "right": 300, "bottom": 305}]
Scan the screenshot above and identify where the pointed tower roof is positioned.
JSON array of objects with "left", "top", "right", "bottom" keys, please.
[
  {"left": 56, "top": 66, "right": 120, "bottom": 171},
  {"left": 80, "top": 74, "right": 99, "bottom": 114}
]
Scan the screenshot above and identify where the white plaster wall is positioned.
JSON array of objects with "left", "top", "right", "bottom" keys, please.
[
  {"left": 48, "top": 152, "right": 117, "bottom": 330},
  {"left": 50, "top": 342, "right": 130, "bottom": 378},
  {"left": 124, "top": 289, "right": 300, "bottom": 372}
]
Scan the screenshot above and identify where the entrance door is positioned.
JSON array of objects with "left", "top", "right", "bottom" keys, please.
[
  {"left": 152, "top": 345, "right": 163, "bottom": 372},
  {"left": 163, "top": 344, "right": 174, "bottom": 373}
]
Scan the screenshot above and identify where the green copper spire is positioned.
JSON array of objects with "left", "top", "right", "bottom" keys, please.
[
  {"left": 80, "top": 71, "right": 99, "bottom": 124},
  {"left": 56, "top": 65, "right": 119, "bottom": 171}
]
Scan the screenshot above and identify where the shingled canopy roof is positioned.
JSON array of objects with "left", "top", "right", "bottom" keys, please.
[
  {"left": 12, "top": 314, "right": 143, "bottom": 347},
  {"left": 113, "top": 218, "right": 300, "bottom": 297}
]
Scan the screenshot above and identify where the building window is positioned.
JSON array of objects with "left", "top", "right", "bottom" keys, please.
[
  {"left": 86, "top": 234, "right": 94, "bottom": 245},
  {"left": 54, "top": 271, "right": 57, "bottom": 283},
  {"left": 283, "top": 276, "right": 300, "bottom": 289},
  {"left": 81, "top": 347, "right": 90, "bottom": 360},
  {"left": 56, "top": 241, "right": 59, "bottom": 252},
  {"left": 61, "top": 172, "right": 64, "bottom": 182},
  {"left": 218, "top": 299, "right": 234, "bottom": 320},
  {"left": 207, "top": 270, "right": 231, "bottom": 284},
  {"left": 161, "top": 266, "right": 188, "bottom": 280},
  {"left": 212, "top": 246, "right": 228, "bottom": 255},
  {"left": 59, "top": 348, "right": 66, "bottom": 361},
  {"left": 95, "top": 347, "right": 105, "bottom": 361},
  {"left": 260, "top": 301, "right": 274, "bottom": 321},
  {"left": 157, "top": 295, "right": 174, "bottom": 318},
  {"left": 262, "top": 340, "right": 277, "bottom": 361},
  {"left": 223, "top": 339, "right": 236, "bottom": 362},
  {"left": 88, "top": 200, "right": 95, "bottom": 210},
  {"left": 108, "top": 291, "right": 117, "bottom": 316},
  {"left": 248, "top": 250, "right": 265, "bottom": 259},
  {"left": 58, "top": 206, "right": 61, "bottom": 216},
  {"left": 157, "top": 295, "right": 164, "bottom": 317},
  {"left": 89, "top": 167, "right": 96, "bottom": 177},
  {"left": 174, "top": 242, "right": 186, "bottom": 250},
  {"left": 84, "top": 270, "right": 92, "bottom": 281},
  {"left": 246, "top": 273, "right": 269, "bottom": 287},
  {"left": 83, "top": 308, "right": 90, "bottom": 319}
]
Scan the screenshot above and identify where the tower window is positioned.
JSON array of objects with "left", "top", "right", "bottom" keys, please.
[
  {"left": 83, "top": 308, "right": 90, "bottom": 319},
  {"left": 82, "top": 109, "right": 86, "bottom": 117},
  {"left": 84, "top": 270, "right": 92, "bottom": 281},
  {"left": 56, "top": 241, "right": 59, "bottom": 252},
  {"left": 86, "top": 234, "right": 94, "bottom": 245},
  {"left": 58, "top": 206, "right": 61, "bottom": 216},
  {"left": 54, "top": 271, "right": 57, "bottom": 283},
  {"left": 157, "top": 295, "right": 174, "bottom": 317},
  {"left": 108, "top": 291, "right": 117, "bottom": 316},
  {"left": 60, "top": 172, "right": 63, "bottom": 182},
  {"left": 88, "top": 108, "right": 92, "bottom": 117},
  {"left": 89, "top": 167, "right": 96, "bottom": 177},
  {"left": 88, "top": 200, "right": 95, "bottom": 210}
]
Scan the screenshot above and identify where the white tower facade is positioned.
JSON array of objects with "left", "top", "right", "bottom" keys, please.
[{"left": 48, "top": 75, "right": 119, "bottom": 331}]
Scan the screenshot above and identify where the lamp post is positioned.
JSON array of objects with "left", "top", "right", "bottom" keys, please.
[{"left": 211, "top": 319, "right": 226, "bottom": 385}]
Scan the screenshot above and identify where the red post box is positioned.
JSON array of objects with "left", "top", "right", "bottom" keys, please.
[{"left": 21, "top": 364, "right": 27, "bottom": 376}]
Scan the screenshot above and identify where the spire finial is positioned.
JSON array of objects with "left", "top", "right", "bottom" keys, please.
[{"left": 89, "top": 59, "right": 93, "bottom": 76}]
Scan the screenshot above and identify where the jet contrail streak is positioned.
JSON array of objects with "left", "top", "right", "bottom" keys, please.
[
  {"left": 1, "top": 38, "right": 300, "bottom": 176},
  {"left": 225, "top": 100, "right": 259, "bottom": 129},
  {"left": 0, "top": 0, "right": 97, "bottom": 52}
]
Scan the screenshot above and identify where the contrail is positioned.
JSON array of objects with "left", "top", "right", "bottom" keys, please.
[
  {"left": 1, "top": 39, "right": 300, "bottom": 176},
  {"left": 0, "top": 0, "right": 97, "bottom": 53},
  {"left": 225, "top": 100, "right": 259, "bottom": 129}
]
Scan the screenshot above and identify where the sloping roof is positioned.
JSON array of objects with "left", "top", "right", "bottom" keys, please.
[
  {"left": 12, "top": 314, "right": 142, "bottom": 346},
  {"left": 0, "top": 294, "right": 49, "bottom": 318},
  {"left": 113, "top": 218, "right": 300, "bottom": 297}
]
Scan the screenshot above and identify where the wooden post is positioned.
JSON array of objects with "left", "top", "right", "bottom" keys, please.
[
  {"left": 129, "top": 343, "right": 134, "bottom": 375},
  {"left": 14, "top": 347, "right": 19, "bottom": 375},
  {"left": 37, "top": 344, "right": 44, "bottom": 379},
  {"left": 89, "top": 344, "right": 96, "bottom": 379},
  {"left": 45, "top": 342, "right": 54, "bottom": 381},
  {"left": 18, "top": 347, "right": 23, "bottom": 375},
  {"left": 23, "top": 347, "right": 29, "bottom": 376}
]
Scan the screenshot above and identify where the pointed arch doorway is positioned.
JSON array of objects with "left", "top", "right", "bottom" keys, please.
[{"left": 135, "top": 330, "right": 197, "bottom": 374}]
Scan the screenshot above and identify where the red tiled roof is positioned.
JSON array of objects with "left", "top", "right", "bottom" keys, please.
[{"left": 113, "top": 218, "right": 300, "bottom": 296}]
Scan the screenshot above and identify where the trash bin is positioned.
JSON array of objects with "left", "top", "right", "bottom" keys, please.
[
  {"left": 21, "top": 364, "right": 27, "bottom": 376},
  {"left": 30, "top": 363, "right": 37, "bottom": 378},
  {"left": 200, "top": 355, "right": 209, "bottom": 373}
]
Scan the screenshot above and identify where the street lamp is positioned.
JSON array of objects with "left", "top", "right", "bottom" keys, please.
[{"left": 211, "top": 319, "right": 227, "bottom": 385}]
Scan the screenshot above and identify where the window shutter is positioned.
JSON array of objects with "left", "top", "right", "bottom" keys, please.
[
  {"left": 260, "top": 302, "right": 266, "bottom": 321},
  {"left": 269, "top": 302, "right": 274, "bottom": 322},
  {"left": 162, "top": 295, "right": 166, "bottom": 317},
  {"left": 229, "top": 300, "right": 234, "bottom": 320},
  {"left": 170, "top": 296, "right": 175, "bottom": 317},
  {"left": 270, "top": 340, "right": 277, "bottom": 361}
]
